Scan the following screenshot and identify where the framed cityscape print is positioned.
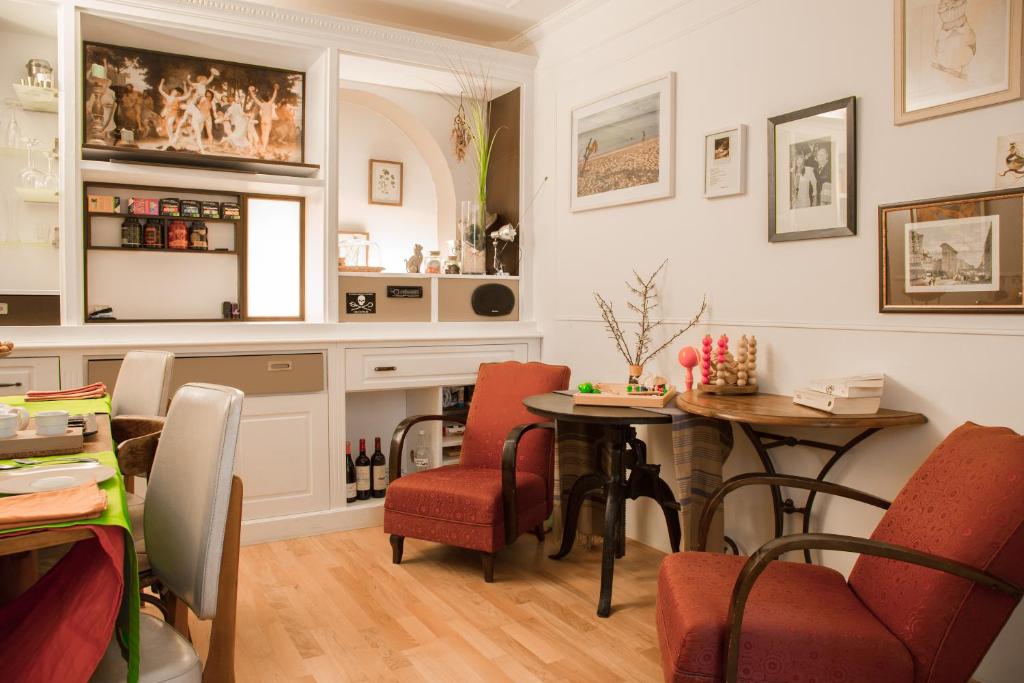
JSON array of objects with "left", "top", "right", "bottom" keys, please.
[
  {"left": 368, "top": 159, "right": 403, "bottom": 206},
  {"left": 83, "top": 42, "right": 305, "bottom": 165},
  {"left": 571, "top": 73, "right": 675, "bottom": 211},
  {"left": 703, "top": 124, "right": 746, "bottom": 198},
  {"left": 768, "top": 96, "right": 856, "bottom": 242},
  {"left": 879, "top": 187, "right": 1024, "bottom": 312},
  {"left": 894, "top": 0, "right": 1023, "bottom": 124}
]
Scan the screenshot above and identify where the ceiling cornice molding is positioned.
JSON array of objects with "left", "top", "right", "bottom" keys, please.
[
  {"left": 504, "top": 0, "right": 605, "bottom": 53},
  {"left": 77, "top": 0, "right": 537, "bottom": 75}
]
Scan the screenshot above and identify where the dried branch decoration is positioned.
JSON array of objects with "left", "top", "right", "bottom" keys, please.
[{"left": 593, "top": 260, "right": 707, "bottom": 367}]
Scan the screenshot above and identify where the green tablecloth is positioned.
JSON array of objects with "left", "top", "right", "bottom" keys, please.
[{"left": 0, "top": 395, "right": 140, "bottom": 682}]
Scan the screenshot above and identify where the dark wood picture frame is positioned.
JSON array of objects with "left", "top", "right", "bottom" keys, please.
[
  {"left": 879, "top": 187, "right": 1024, "bottom": 313},
  {"left": 82, "top": 41, "right": 310, "bottom": 170},
  {"left": 768, "top": 96, "right": 857, "bottom": 242},
  {"left": 368, "top": 159, "right": 404, "bottom": 206}
]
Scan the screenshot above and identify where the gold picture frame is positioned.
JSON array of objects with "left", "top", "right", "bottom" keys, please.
[
  {"left": 894, "top": 0, "right": 1023, "bottom": 125},
  {"left": 368, "top": 159, "right": 403, "bottom": 206}
]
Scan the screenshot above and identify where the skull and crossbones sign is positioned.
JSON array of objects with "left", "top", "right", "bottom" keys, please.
[{"left": 348, "top": 294, "right": 375, "bottom": 313}]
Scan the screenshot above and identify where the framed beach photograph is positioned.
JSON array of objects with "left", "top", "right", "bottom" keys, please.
[
  {"left": 768, "top": 97, "right": 857, "bottom": 242},
  {"left": 995, "top": 131, "right": 1024, "bottom": 188},
  {"left": 570, "top": 73, "right": 675, "bottom": 212},
  {"left": 895, "top": 0, "right": 1023, "bottom": 124},
  {"left": 704, "top": 124, "right": 746, "bottom": 198},
  {"left": 879, "top": 187, "right": 1024, "bottom": 312},
  {"left": 83, "top": 42, "right": 305, "bottom": 165},
  {"left": 368, "top": 159, "right": 403, "bottom": 206}
]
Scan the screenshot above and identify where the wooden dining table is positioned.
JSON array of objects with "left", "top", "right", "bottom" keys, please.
[{"left": 0, "top": 396, "right": 140, "bottom": 682}]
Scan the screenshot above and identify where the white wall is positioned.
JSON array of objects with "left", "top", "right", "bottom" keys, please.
[
  {"left": 529, "top": 0, "right": 1023, "bottom": 679},
  {"left": 339, "top": 80, "right": 477, "bottom": 271}
]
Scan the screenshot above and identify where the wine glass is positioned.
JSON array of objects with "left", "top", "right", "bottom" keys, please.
[
  {"left": 42, "top": 148, "right": 58, "bottom": 192},
  {"left": 5, "top": 104, "right": 22, "bottom": 149},
  {"left": 19, "top": 138, "right": 45, "bottom": 189}
]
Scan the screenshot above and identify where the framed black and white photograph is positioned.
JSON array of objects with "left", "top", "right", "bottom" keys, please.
[
  {"left": 895, "top": 0, "right": 1023, "bottom": 125},
  {"left": 768, "top": 97, "right": 856, "bottom": 242},
  {"left": 879, "top": 187, "right": 1024, "bottom": 312},
  {"left": 570, "top": 73, "right": 675, "bottom": 212},
  {"left": 369, "top": 159, "right": 403, "bottom": 206},
  {"left": 703, "top": 124, "right": 746, "bottom": 198},
  {"left": 996, "top": 131, "right": 1024, "bottom": 188}
]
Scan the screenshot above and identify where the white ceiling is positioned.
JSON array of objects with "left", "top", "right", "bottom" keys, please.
[{"left": 247, "top": 0, "right": 582, "bottom": 46}]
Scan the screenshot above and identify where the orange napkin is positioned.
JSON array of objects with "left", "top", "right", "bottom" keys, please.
[
  {"left": 0, "top": 482, "right": 107, "bottom": 531},
  {"left": 24, "top": 382, "right": 107, "bottom": 402}
]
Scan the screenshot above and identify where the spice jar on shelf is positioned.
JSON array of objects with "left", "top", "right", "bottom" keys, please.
[
  {"left": 142, "top": 218, "right": 162, "bottom": 248},
  {"left": 167, "top": 219, "right": 188, "bottom": 250},
  {"left": 120, "top": 217, "right": 141, "bottom": 248},
  {"left": 188, "top": 221, "right": 209, "bottom": 250},
  {"left": 426, "top": 250, "right": 442, "bottom": 274}
]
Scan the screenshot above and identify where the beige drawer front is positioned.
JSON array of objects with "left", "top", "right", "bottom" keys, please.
[
  {"left": 89, "top": 353, "right": 325, "bottom": 397},
  {"left": 345, "top": 344, "right": 527, "bottom": 391},
  {"left": 0, "top": 357, "right": 60, "bottom": 393}
]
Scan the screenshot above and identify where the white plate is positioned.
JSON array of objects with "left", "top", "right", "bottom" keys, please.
[{"left": 0, "top": 461, "right": 115, "bottom": 494}]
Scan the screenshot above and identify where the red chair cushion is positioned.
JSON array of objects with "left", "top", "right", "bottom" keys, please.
[
  {"left": 657, "top": 552, "right": 913, "bottom": 683},
  {"left": 383, "top": 465, "right": 549, "bottom": 553},
  {"left": 460, "top": 361, "right": 570, "bottom": 486},
  {"left": 848, "top": 422, "right": 1024, "bottom": 683}
]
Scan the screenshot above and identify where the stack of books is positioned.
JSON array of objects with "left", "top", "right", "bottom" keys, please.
[{"left": 793, "top": 374, "right": 885, "bottom": 414}]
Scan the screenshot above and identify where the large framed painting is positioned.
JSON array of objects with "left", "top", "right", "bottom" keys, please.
[
  {"left": 83, "top": 42, "right": 304, "bottom": 166},
  {"left": 570, "top": 73, "right": 674, "bottom": 212},
  {"left": 895, "top": 0, "right": 1023, "bottom": 124},
  {"left": 768, "top": 96, "right": 857, "bottom": 242},
  {"left": 879, "top": 187, "right": 1024, "bottom": 312}
]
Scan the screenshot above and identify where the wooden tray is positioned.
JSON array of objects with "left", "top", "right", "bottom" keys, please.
[
  {"left": 573, "top": 383, "right": 678, "bottom": 408},
  {"left": 697, "top": 383, "right": 758, "bottom": 395},
  {"left": 0, "top": 427, "right": 85, "bottom": 458}
]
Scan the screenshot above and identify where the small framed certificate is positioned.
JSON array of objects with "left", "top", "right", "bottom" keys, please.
[{"left": 703, "top": 124, "right": 746, "bottom": 198}]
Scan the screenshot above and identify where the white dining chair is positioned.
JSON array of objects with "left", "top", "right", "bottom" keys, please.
[{"left": 91, "top": 382, "right": 244, "bottom": 683}]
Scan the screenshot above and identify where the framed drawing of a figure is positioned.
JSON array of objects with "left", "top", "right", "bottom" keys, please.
[
  {"left": 768, "top": 97, "right": 857, "bottom": 242},
  {"left": 895, "top": 0, "right": 1023, "bottom": 124},
  {"left": 879, "top": 187, "right": 1024, "bottom": 312},
  {"left": 570, "top": 73, "right": 675, "bottom": 211}
]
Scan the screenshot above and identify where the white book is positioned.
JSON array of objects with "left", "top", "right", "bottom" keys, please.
[
  {"left": 808, "top": 373, "right": 885, "bottom": 398},
  {"left": 793, "top": 388, "right": 882, "bottom": 415}
]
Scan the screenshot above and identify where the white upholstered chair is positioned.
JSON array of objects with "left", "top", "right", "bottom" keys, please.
[{"left": 92, "top": 383, "right": 244, "bottom": 683}]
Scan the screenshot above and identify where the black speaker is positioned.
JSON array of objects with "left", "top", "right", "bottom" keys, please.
[{"left": 471, "top": 283, "right": 515, "bottom": 317}]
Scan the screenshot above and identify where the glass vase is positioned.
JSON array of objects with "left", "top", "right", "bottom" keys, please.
[{"left": 459, "top": 200, "right": 486, "bottom": 275}]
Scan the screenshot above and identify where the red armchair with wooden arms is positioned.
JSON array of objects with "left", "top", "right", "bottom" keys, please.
[
  {"left": 384, "top": 361, "right": 570, "bottom": 582},
  {"left": 656, "top": 422, "right": 1024, "bottom": 683}
]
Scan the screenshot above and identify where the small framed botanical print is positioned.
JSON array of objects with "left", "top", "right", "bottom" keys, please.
[
  {"left": 879, "top": 187, "right": 1024, "bottom": 313},
  {"left": 703, "top": 124, "right": 746, "bottom": 198},
  {"left": 894, "top": 0, "right": 1023, "bottom": 125},
  {"left": 369, "top": 159, "right": 403, "bottom": 206},
  {"left": 768, "top": 96, "right": 856, "bottom": 242}
]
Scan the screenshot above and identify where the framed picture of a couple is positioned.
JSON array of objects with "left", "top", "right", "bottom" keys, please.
[
  {"left": 83, "top": 42, "right": 305, "bottom": 166},
  {"left": 768, "top": 96, "right": 857, "bottom": 242}
]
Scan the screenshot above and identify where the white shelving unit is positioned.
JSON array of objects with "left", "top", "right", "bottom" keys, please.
[
  {"left": 12, "top": 83, "right": 58, "bottom": 113},
  {"left": 14, "top": 186, "right": 58, "bottom": 203}
]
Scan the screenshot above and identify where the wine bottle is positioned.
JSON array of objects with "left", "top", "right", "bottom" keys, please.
[
  {"left": 371, "top": 436, "right": 387, "bottom": 498},
  {"left": 355, "top": 438, "right": 371, "bottom": 500},
  {"left": 345, "top": 441, "right": 357, "bottom": 503}
]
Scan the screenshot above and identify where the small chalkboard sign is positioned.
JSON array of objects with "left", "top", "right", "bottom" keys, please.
[
  {"left": 345, "top": 292, "right": 376, "bottom": 314},
  {"left": 387, "top": 285, "right": 423, "bottom": 299}
]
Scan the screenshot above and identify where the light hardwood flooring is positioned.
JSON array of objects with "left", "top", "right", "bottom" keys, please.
[{"left": 186, "top": 526, "right": 667, "bottom": 682}]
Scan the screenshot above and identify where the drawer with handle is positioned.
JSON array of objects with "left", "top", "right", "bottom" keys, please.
[{"left": 345, "top": 344, "right": 528, "bottom": 391}]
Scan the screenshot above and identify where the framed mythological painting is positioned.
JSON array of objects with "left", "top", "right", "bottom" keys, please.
[
  {"left": 570, "top": 73, "right": 675, "bottom": 212},
  {"left": 83, "top": 42, "right": 305, "bottom": 166},
  {"left": 703, "top": 124, "right": 746, "bottom": 198},
  {"left": 894, "top": 0, "right": 1023, "bottom": 124},
  {"left": 768, "top": 97, "right": 857, "bottom": 242},
  {"left": 879, "top": 187, "right": 1024, "bottom": 312},
  {"left": 368, "top": 159, "right": 403, "bottom": 206}
]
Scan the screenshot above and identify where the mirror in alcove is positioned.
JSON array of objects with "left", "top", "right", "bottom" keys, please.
[
  {"left": 336, "top": 53, "right": 522, "bottom": 276},
  {"left": 0, "top": 1, "right": 60, "bottom": 325}
]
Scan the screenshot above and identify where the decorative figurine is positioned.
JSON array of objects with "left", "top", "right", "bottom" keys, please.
[
  {"left": 405, "top": 243, "right": 423, "bottom": 273},
  {"left": 677, "top": 346, "right": 700, "bottom": 391}
]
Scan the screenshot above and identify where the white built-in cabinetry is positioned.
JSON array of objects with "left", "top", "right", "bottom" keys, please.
[{"left": 0, "top": 356, "right": 60, "bottom": 392}]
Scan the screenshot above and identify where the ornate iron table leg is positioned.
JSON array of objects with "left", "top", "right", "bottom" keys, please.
[
  {"left": 550, "top": 472, "right": 605, "bottom": 560},
  {"left": 737, "top": 423, "right": 785, "bottom": 539},
  {"left": 597, "top": 426, "right": 627, "bottom": 618}
]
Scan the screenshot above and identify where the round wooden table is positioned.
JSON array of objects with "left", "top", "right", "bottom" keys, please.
[
  {"left": 675, "top": 390, "right": 926, "bottom": 561},
  {"left": 523, "top": 392, "right": 676, "bottom": 617}
]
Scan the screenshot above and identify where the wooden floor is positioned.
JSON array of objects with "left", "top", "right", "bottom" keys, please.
[{"left": 187, "top": 526, "right": 667, "bottom": 682}]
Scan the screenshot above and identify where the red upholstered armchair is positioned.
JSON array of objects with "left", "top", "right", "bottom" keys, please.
[
  {"left": 384, "top": 361, "right": 570, "bottom": 582},
  {"left": 656, "top": 422, "right": 1024, "bottom": 683}
]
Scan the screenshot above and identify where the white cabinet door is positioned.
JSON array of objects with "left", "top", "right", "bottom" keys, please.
[
  {"left": 236, "top": 393, "right": 329, "bottom": 520},
  {"left": 0, "top": 357, "right": 60, "bottom": 393}
]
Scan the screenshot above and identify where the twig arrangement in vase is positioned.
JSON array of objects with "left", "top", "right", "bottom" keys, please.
[
  {"left": 443, "top": 56, "right": 505, "bottom": 274},
  {"left": 594, "top": 260, "right": 707, "bottom": 383}
]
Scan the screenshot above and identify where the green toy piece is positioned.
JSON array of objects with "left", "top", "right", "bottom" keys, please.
[{"left": 578, "top": 382, "right": 594, "bottom": 394}]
